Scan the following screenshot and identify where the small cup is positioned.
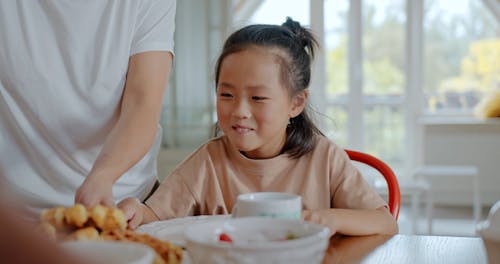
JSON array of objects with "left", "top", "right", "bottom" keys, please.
[{"left": 232, "top": 192, "right": 302, "bottom": 219}]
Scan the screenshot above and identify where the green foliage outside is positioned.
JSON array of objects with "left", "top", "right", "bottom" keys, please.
[
  {"left": 423, "top": 0, "right": 499, "bottom": 111},
  {"left": 325, "top": 0, "right": 498, "bottom": 166}
]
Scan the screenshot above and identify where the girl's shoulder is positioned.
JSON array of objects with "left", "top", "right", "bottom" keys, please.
[
  {"left": 204, "top": 135, "right": 228, "bottom": 152},
  {"left": 312, "top": 135, "right": 346, "bottom": 155},
  {"left": 170, "top": 136, "right": 228, "bottom": 170},
  {"left": 303, "top": 135, "right": 352, "bottom": 166}
]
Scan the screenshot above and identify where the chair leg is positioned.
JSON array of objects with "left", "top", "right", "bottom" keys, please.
[
  {"left": 473, "top": 177, "right": 481, "bottom": 223},
  {"left": 425, "top": 191, "right": 433, "bottom": 234},
  {"left": 411, "top": 192, "right": 420, "bottom": 234}
]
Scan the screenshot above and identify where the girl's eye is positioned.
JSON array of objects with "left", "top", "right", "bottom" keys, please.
[
  {"left": 252, "top": 96, "right": 267, "bottom": 101},
  {"left": 220, "top": 93, "right": 233, "bottom": 98}
]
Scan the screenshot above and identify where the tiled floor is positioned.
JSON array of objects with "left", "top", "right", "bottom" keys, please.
[{"left": 397, "top": 204, "right": 489, "bottom": 237}]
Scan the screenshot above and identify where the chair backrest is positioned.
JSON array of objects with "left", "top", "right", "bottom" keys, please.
[{"left": 345, "top": 149, "right": 400, "bottom": 220}]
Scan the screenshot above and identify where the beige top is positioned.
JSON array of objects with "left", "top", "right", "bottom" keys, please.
[{"left": 146, "top": 136, "right": 386, "bottom": 219}]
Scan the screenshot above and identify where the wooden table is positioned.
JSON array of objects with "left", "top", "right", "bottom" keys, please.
[{"left": 323, "top": 234, "right": 488, "bottom": 264}]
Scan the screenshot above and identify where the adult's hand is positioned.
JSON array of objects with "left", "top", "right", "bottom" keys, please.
[{"left": 75, "top": 174, "right": 115, "bottom": 207}]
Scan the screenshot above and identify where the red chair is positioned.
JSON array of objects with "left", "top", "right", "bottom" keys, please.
[{"left": 345, "top": 149, "right": 400, "bottom": 220}]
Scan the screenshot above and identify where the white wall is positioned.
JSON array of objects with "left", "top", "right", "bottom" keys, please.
[{"left": 420, "top": 117, "right": 500, "bottom": 207}]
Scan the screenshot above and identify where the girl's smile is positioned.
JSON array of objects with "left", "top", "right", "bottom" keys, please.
[{"left": 232, "top": 124, "right": 254, "bottom": 134}]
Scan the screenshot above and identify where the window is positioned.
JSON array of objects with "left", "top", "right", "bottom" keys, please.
[
  {"left": 423, "top": 0, "right": 499, "bottom": 115},
  {"left": 324, "top": 0, "right": 349, "bottom": 146},
  {"left": 245, "top": 0, "right": 309, "bottom": 25},
  {"left": 361, "top": 0, "right": 406, "bottom": 167}
]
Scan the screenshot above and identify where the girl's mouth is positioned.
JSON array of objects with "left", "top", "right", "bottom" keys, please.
[{"left": 232, "top": 125, "right": 253, "bottom": 134}]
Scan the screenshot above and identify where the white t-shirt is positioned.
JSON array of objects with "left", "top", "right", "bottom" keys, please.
[{"left": 0, "top": 0, "right": 176, "bottom": 217}]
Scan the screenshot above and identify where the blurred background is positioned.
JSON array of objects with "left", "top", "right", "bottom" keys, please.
[{"left": 157, "top": 0, "right": 499, "bottom": 236}]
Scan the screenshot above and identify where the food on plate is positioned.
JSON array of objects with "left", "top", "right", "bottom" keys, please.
[
  {"left": 41, "top": 203, "right": 127, "bottom": 232},
  {"left": 69, "top": 227, "right": 100, "bottom": 241},
  {"left": 40, "top": 206, "right": 66, "bottom": 229},
  {"left": 101, "top": 229, "right": 183, "bottom": 264},
  {"left": 285, "top": 232, "right": 299, "bottom": 240},
  {"left": 39, "top": 204, "right": 182, "bottom": 264},
  {"left": 90, "top": 204, "right": 127, "bottom": 231},
  {"left": 218, "top": 233, "right": 233, "bottom": 243},
  {"left": 64, "top": 204, "right": 88, "bottom": 228}
]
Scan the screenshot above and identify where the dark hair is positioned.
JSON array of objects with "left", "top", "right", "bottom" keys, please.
[{"left": 215, "top": 17, "right": 323, "bottom": 158}]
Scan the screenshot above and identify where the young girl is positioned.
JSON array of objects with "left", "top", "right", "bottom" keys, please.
[{"left": 119, "top": 18, "right": 398, "bottom": 236}]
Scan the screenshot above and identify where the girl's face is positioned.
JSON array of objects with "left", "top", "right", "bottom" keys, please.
[{"left": 216, "top": 47, "right": 307, "bottom": 159}]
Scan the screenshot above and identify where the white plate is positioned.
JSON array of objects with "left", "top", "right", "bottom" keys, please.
[
  {"left": 136, "top": 215, "right": 230, "bottom": 247},
  {"left": 63, "top": 240, "right": 156, "bottom": 264}
]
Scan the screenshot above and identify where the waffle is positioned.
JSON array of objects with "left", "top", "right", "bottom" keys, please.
[
  {"left": 40, "top": 206, "right": 67, "bottom": 229},
  {"left": 39, "top": 204, "right": 182, "bottom": 264},
  {"left": 40, "top": 203, "right": 127, "bottom": 232},
  {"left": 101, "top": 229, "right": 183, "bottom": 264},
  {"left": 69, "top": 226, "right": 100, "bottom": 241}
]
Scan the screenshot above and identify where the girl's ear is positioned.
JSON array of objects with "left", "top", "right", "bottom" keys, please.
[{"left": 289, "top": 89, "right": 309, "bottom": 118}]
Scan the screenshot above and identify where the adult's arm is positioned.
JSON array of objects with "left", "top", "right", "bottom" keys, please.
[{"left": 75, "top": 51, "right": 173, "bottom": 207}]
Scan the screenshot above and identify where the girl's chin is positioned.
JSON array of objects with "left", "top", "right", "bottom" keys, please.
[
  {"left": 240, "top": 150, "right": 279, "bottom": 160},
  {"left": 234, "top": 144, "right": 276, "bottom": 159},
  {"left": 239, "top": 150, "right": 265, "bottom": 160},
  {"left": 227, "top": 140, "right": 257, "bottom": 156},
  {"left": 231, "top": 143, "right": 255, "bottom": 153},
  {"left": 227, "top": 137, "right": 281, "bottom": 159}
]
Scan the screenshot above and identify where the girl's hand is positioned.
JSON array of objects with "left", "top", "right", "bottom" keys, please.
[
  {"left": 302, "top": 209, "right": 337, "bottom": 236},
  {"left": 118, "top": 198, "right": 145, "bottom": 230},
  {"left": 75, "top": 175, "right": 115, "bottom": 207}
]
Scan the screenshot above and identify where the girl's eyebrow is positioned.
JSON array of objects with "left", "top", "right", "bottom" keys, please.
[
  {"left": 247, "top": 85, "right": 268, "bottom": 90},
  {"left": 219, "top": 82, "right": 269, "bottom": 90},
  {"left": 218, "top": 82, "right": 234, "bottom": 88}
]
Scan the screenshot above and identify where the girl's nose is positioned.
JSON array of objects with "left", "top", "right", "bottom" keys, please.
[{"left": 232, "top": 99, "right": 251, "bottom": 119}]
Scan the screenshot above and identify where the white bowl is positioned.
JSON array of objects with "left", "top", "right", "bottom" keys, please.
[
  {"left": 477, "top": 200, "right": 500, "bottom": 241},
  {"left": 184, "top": 217, "right": 330, "bottom": 264},
  {"left": 62, "top": 240, "right": 156, "bottom": 264},
  {"left": 477, "top": 200, "right": 500, "bottom": 263}
]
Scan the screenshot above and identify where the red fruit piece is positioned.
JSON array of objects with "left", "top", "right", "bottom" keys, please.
[{"left": 219, "top": 233, "right": 233, "bottom": 243}]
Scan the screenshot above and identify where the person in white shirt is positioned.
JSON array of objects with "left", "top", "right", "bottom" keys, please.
[{"left": 0, "top": 0, "right": 176, "bottom": 218}]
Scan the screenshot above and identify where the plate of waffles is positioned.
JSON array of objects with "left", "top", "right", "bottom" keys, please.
[
  {"left": 137, "top": 215, "right": 230, "bottom": 247},
  {"left": 39, "top": 204, "right": 184, "bottom": 264}
]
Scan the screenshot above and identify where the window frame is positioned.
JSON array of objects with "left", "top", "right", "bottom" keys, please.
[{"left": 309, "top": 0, "right": 423, "bottom": 177}]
